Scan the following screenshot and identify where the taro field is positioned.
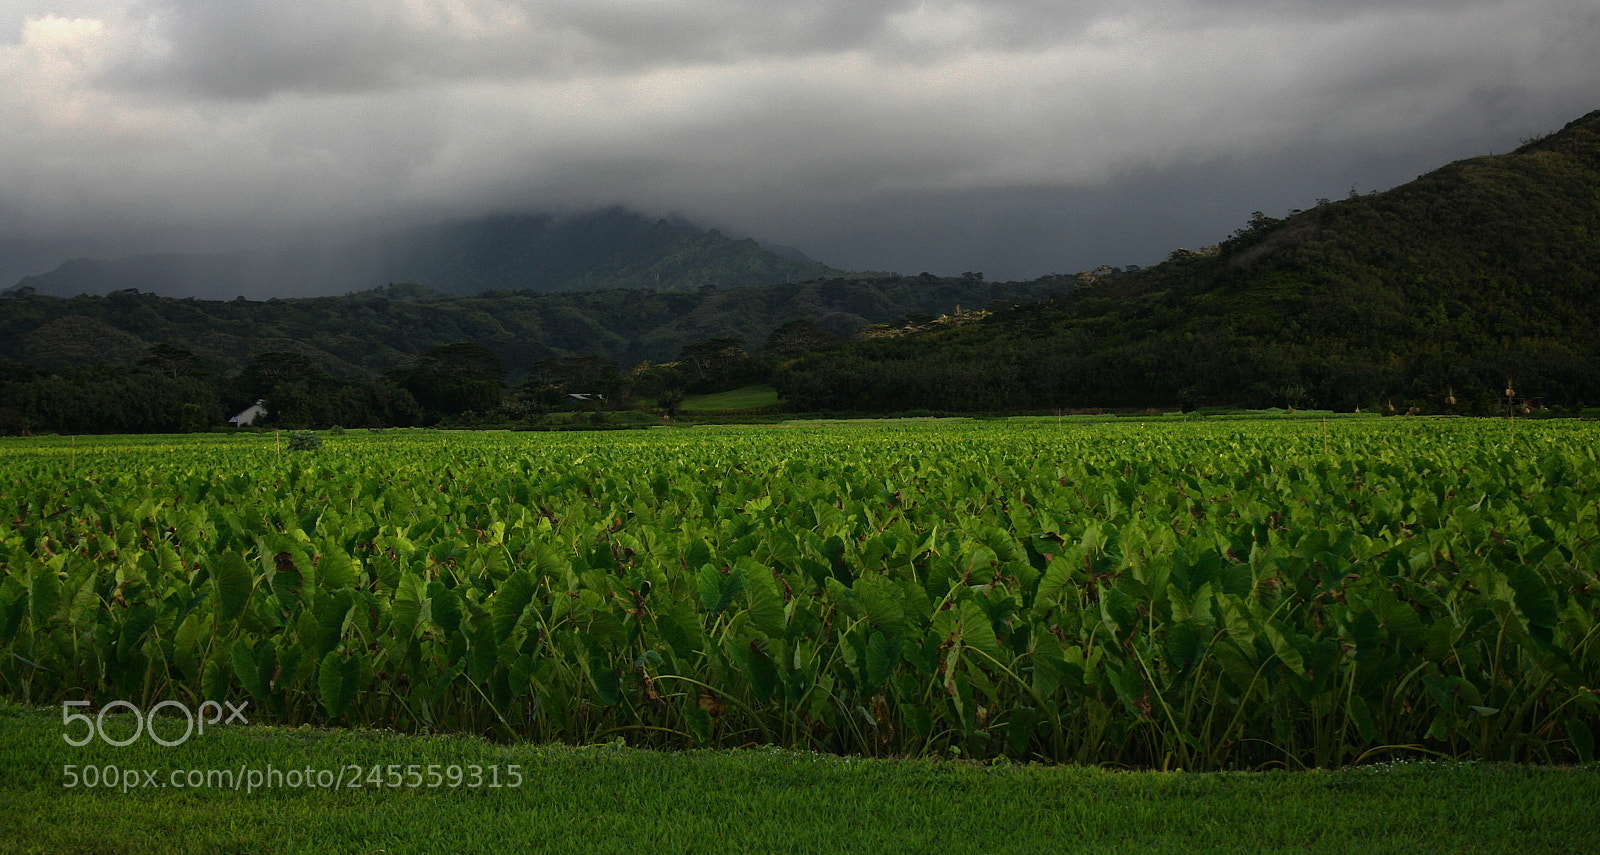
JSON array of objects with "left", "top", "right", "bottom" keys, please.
[{"left": 1, "top": 417, "right": 1597, "bottom": 770}]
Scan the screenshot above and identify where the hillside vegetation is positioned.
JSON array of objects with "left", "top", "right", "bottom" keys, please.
[
  {"left": 0, "top": 275, "right": 1067, "bottom": 432},
  {"left": 0, "top": 275, "right": 1065, "bottom": 379},
  {"left": 777, "top": 110, "right": 1600, "bottom": 413}
]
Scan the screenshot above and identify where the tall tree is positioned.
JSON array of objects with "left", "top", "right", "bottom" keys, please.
[
  {"left": 138, "top": 343, "right": 204, "bottom": 379},
  {"left": 398, "top": 342, "right": 505, "bottom": 420}
]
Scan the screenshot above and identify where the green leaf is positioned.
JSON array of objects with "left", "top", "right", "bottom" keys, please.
[
  {"left": 155, "top": 545, "right": 183, "bottom": 579},
  {"left": 116, "top": 605, "right": 160, "bottom": 663},
  {"left": 865, "top": 631, "right": 901, "bottom": 689},
  {"left": 1099, "top": 587, "right": 1139, "bottom": 637},
  {"left": 684, "top": 538, "right": 712, "bottom": 570},
  {"left": 172, "top": 611, "right": 205, "bottom": 678},
  {"left": 318, "top": 546, "right": 358, "bottom": 590},
  {"left": 685, "top": 700, "right": 713, "bottom": 744},
  {"left": 1007, "top": 707, "right": 1040, "bottom": 755},
  {"left": 731, "top": 640, "right": 780, "bottom": 701},
  {"left": 269, "top": 552, "right": 305, "bottom": 611},
  {"left": 390, "top": 572, "right": 426, "bottom": 643},
  {"left": 1372, "top": 587, "right": 1425, "bottom": 648},
  {"left": 824, "top": 576, "right": 864, "bottom": 619},
  {"left": 822, "top": 534, "right": 853, "bottom": 584},
  {"left": 468, "top": 617, "right": 497, "bottom": 683},
  {"left": 655, "top": 602, "right": 703, "bottom": 660},
  {"left": 0, "top": 578, "right": 27, "bottom": 642},
  {"left": 1527, "top": 516, "right": 1559, "bottom": 544},
  {"left": 853, "top": 574, "right": 906, "bottom": 632},
  {"left": 1347, "top": 696, "right": 1377, "bottom": 743},
  {"left": 1504, "top": 564, "right": 1558, "bottom": 646},
  {"left": 428, "top": 581, "right": 462, "bottom": 635},
  {"left": 509, "top": 653, "right": 539, "bottom": 698},
  {"left": 30, "top": 564, "right": 60, "bottom": 628},
  {"left": 1035, "top": 557, "right": 1076, "bottom": 604},
  {"left": 1162, "top": 618, "right": 1207, "bottom": 676},
  {"left": 231, "top": 640, "right": 276, "bottom": 701},
  {"left": 1421, "top": 672, "right": 1457, "bottom": 710},
  {"left": 318, "top": 650, "right": 361, "bottom": 719},
  {"left": 212, "top": 550, "right": 254, "bottom": 624},
  {"left": 958, "top": 600, "right": 1001, "bottom": 660},
  {"left": 698, "top": 564, "right": 726, "bottom": 612},
  {"left": 1103, "top": 660, "right": 1146, "bottom": 719},
  {"left": 310, "top": 589, "right": 353, "bottom": 660},
  {"left": 490, "top": 570, "right": 536, "bottom": 642},
  {"left": 906, "top": 705, "right": 933, "bottom": 738},
  {"left": 697, "top": 565, "right": 744, "bottom": 615},
  {"left": 740, "top": 564, "right": 786, "bottom": 637},
  {"left": 202, "top": 648, "right": 231, "bottom": 703},
  {"left": 585, "top": 647, "right": 621, "bottom": 707},
  {"left": 1263, "top": 621, "right": 1307, "bottom": 679}
]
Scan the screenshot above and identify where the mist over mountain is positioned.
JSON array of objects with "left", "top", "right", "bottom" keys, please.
[
  {"left": 372, "top": 208, "right": 837, "bottom": 295},
  {"left": 6, "top": 208, "right": 840, "bottom": 300},
  {"left": 5, "top": 105, "right": 1600, "bottom": 435}
]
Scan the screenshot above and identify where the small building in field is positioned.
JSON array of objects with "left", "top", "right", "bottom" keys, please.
[{"left": 229, "top": 400, "right": 268, "bottom": 427}]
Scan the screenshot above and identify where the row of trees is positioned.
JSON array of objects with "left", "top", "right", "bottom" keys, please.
[
  {"left": 0, "top": 320, "right": 844, "bottom": 434},
  {"left": 772, "top": 322, "right": 1598, "bottom": 415}
]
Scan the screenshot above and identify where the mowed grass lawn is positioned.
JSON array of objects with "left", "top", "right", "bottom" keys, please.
[
  {"left": 2, "top": 708, "right": 1598, "bottom": 854},
  {"left": 680, "top": 384, "right": 781, "bottom": 411}
]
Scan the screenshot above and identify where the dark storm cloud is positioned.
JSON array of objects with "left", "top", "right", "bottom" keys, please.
[{"left": 2, "top": 1, "right": 1597, "bottom": 287}]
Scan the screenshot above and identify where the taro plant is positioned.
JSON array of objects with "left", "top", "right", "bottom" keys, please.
[{"left": 0, "top": 419, "right": 1595, "bottom": 768}]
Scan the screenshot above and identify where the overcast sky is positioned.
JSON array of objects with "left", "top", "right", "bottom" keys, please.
[{"left": 3, "top": 0, "right": 1597, "bottom": 288}]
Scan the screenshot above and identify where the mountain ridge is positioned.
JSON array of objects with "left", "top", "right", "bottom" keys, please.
[
  {"left": 775, "top": 109, "right": 1600, "bottom": 412},
  {"left": 8, "top": 207, "right": 842, "bottom": 300}
]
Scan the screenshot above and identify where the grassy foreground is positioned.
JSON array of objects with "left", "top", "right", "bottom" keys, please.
[{"left": 2, "top": 708, "right": 1597, "bottom": 854}]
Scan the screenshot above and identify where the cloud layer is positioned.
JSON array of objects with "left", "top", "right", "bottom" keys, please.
[{"left": 4, "top": 1, "right": 1597, "bottom": 282}]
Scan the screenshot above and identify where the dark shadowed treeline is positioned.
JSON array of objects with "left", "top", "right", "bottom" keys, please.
[{"left": 0, "top": 274, "right": 1067, "bottom": 433}]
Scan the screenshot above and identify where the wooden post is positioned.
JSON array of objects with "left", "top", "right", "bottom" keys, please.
[{"left": 1506, "top": 381, "right": 1516, "bottom": 443}]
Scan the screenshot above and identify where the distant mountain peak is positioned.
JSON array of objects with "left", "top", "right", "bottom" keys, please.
[{"left": 8, "top": 206, "right": 843, "bottom": 300}]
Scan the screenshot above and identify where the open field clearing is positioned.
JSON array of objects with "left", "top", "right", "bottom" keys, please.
[
  {"left": 679, "top": 384, "right": 782, "bottom": 412},
  {"left": 1, "top": 418, "right": 1597, "bottom": 771}
]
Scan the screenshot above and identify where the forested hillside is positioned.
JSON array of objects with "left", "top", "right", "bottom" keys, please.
[
  {"left": 0, "top": 274, "right": 1069, "bottom": 433},
  {"left": 776, "top": 110, "right": 1600, "bottom": 413},
  {"left": 0, "top": 275, "right": 1066, "bottom": 378}
]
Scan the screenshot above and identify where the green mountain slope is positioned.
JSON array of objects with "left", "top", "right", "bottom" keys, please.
[{"left": 778, "top": 110, "right": 1600, "bottom": 412}]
